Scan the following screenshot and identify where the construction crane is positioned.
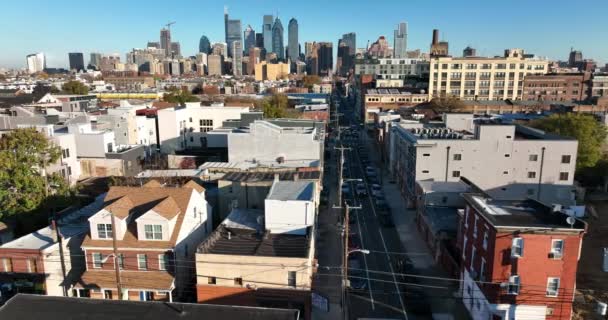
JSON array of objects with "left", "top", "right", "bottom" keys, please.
[{"left": 165, "top": 21, "right": 176, "bottom": 30}]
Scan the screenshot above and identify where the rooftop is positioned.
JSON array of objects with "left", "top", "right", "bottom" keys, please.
[
  {"left": 0, "top": 294, "right": 300, "bottom": 320},
  {"left": 463, "top": 194, "right": 586, "bottom": 230},
  {"left": 198, "top": 209, "right": 310, "bottom": 258},
  {"left": 220, "top": 170, "right": 321, "bottom": 182},
  {"left": 422, "top": 206, "right": 459, "bottom": 236},
  {"left": 417, "top": 180, "right": 471, "bottom": 194},
  {"left": 267, "top": 181, "right": 315, "bottom": 201}
]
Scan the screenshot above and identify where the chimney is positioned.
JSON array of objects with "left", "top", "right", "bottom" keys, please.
[
  {"left": 274, "top": 173, "right": 280, "bottom": 182},
  {"left": 432, "top": 29, "right": 439, "bottom": 45}
]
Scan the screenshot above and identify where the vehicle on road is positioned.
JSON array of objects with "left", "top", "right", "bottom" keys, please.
[
  {"left": 355, "top": 183, "right": 367, "bottom": 197},
  {"left": 365, "top": 166, "right": 376, "bottom": 177},
  {"left": 348, "top": 258, "right": 368, "bottom": 292},
  {"left": 371, "top": 184, "right": 382, "bottom": 196},
  {"left": 341, "top": 183, "right": 351, "bottom": 195}
]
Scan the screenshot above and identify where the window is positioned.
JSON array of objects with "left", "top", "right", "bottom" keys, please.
[
  {"left": 137, "top": 254, "right": 148, "bottom": 270},
  {"left": 144, "top": 225, "right": 163, "bottom": 240},
  {"left": 462, "top": 236, "right": 468, "bottom": 259},
  {"left": 559, "top": 172, "right": 569, "bottom": 181},
  {"left": 529, "top": 154, "right": 538, "bottom": 161},
  {"left": 27, "top": 258, "right": 37, "bottom": 273},
  {"left": 483, "top": 231, "right": 488, "bottom": 250},
  {"left": 208, "top": 277, "right": 216, "bottom": 284},
  {"left": 159, "top": 254, "right": 169, "bottom": 271},
  {"left": 504, "top": 154, "right": 510, "bottom": 158},
  {"left": 104, "top": 290, "right": 113, "bottom": 300},
  {"left": 422, "top": 170, "right": 429, "bottom": 173},
  {"left": 423, "top": 153, "right": 430, "bottom": 157},
  {"left": 546, "top": 277, "right": 560, "bottom": 297},
  {"left": 511, "top": 237, "right": 524, "bottom": 258},
  {"left": 2, "top": 258, "right": 13, "bottom": 272},
  {"left": 561, "top": 155, "right": 571, "bottom": 164},
  {"left": 453, "top": 154, "right": 462, "bottom": 161},
  {"left": 97, "top": 224, "right": 113, "bottom": 239},
  {"left": 470, "top": 247, "right": 476, "bottom": 270},
  {"left": 92, "top": 253, "right": 103, "bottom": 268},
  {"left": 473, "top": 216, "right": 479, "bottom": 238},
  {"left": 551, "top": 239, "right": 564, "bottom": 258},
  {"left": 508, "top": 275, "right": 520, "bottom": 295},
  {"left": 480, "top": 258, "right": 486, "bottom": 281},
  {"left": 117, "top": 254, "right": 124, "bottom": 270},
  {"left": 288, "top": 271, "right": 297, "bottom": 287},
  {"left": 464, "top": 207, "right": 469, "bottom": 228},
  {"left": 452, "top": 171, "right": 461, "bottom": 178},
  {"left": 189, "top": 117, "right": 192, "bottom": 122},
  {"left": 528, "top": 171, "right": 537, "bottom": 179},
  {"left": 107, "top": 143, "right": 113, "bottom": 153},
  {"left": 234, "top": 277, "right": 243, "bottom": 286}
]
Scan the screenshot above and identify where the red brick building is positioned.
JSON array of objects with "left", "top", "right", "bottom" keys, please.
[
  {"left": 522, "top": 73, "right": 591, "bottom": 102},
  {"left": 458, "top": 193, "right": 585, "bottom": 320}
]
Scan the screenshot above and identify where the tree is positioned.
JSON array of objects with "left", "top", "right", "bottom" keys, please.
[
  {"left": 0, "top": 128, "right": 66, "bottom": 219},
  {"left": 62, "top": 80, "right": 89, "bottom": 94},
  {"left": 302, "top": 75, "right": 321, "bottom": 89},
  {"left": 163, "top": 87, "right": 199, "bottom": 105},
  {"left": 428, "top": 95, "right": 465, "bottom": 113},
  {"left": 529, "top": 113, "right": 607, "bottom": 170},
  {"left": 262, "top": 94, "right": 289, "bottom": 118}
]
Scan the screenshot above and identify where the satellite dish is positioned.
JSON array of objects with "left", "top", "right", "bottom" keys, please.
[{"left": 566, "top": 216, "right": 576, "bottom": 228}]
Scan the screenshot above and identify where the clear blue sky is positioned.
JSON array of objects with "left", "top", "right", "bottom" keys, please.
[{"left": 1, "top": 0, "right": 607, "bottom": 68}]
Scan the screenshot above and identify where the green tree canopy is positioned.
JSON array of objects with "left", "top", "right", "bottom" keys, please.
[
  {"left": 529, "top": 113, "right": 607, "bottom": 170},
  {"left": 0, "top": 128, "right": 66, "bottom": 219},
  {"left": 428, "top": 95, "right": 465, "bottom": 113},
  {"left": 262, "top": 94, "right": 289, "bottom": 118},
  {"left": 163, "top": 87, "right": 199, "bottom": 105},
  {"left": 62, "top": 80, "right": 89, "bottom": 95}
]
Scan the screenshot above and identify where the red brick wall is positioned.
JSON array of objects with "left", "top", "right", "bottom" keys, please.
[
  {"left": 459, "top": 204, "right": 582, "bottom": 320},
  {"left": 0, "top": 248, "right": 44, "bottom": 274},
  {"left": 84, "top": 249, "right": 173, "bottom": 272}
]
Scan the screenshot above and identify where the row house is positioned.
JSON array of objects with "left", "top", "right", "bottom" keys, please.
[
  {"left": 75, "top": 180, "right": 211, "bottom": 302},
  {"left": 458, "top": 192, "right": 585, "bottom": 320}
]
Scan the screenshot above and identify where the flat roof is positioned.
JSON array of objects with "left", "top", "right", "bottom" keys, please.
[
  {"left": 267, "top": 181, "right": 315, "bottom": 201},
  {"left": 464, "top": 194, "right": 586, "bottom": 230},
  {"left": 0, "top": 294, "right": 300, "bottom": 320},
  {"left": 422, "top": 206, "right": 459, "bottom": 235},
  {"left": 417, "top": 180, "right": 471, "bottom": 194},
  {"left": 220, "top": 171, "right": 321, "bottom": 182}
]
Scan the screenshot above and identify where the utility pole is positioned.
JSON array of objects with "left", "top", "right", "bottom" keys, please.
[
  {"left": 335, "top": 145, "right": 350, "bottom": 207},
  {"left": 341, "top": 203, "right": 361, "bottom": 320},
  {"left": 51, "top": 209, "right": 68, "bottom": 297},
  {"left": 110, "top": 211, "right": 123, "bottom": 300}
]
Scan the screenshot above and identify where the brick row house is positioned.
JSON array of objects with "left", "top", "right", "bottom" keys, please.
[
  {"left": 458, "top": 192, "right": 585, "bottom": 320},
  {"left": 75, "top": 180, "right": 211, "bottom": 302}
]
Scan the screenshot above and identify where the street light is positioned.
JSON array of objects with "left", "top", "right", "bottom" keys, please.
[{"left": 348, "top": 249, "right": 370, "bottom": 255}]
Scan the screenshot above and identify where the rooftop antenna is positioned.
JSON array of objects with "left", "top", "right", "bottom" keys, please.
[
  {"left": 566, "top": 216, "right": 576, "bottom": 229},
  {"left": 224, "top": 5, "right": 228, "bottom": 15}
]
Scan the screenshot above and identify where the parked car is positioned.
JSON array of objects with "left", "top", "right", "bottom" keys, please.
[
  {"left": 341, "top": 183, "right": 351, "bottom": 195},
  {"left": 371, "top": 184, "right": 382, "bottom": 197},
  {"left": 348, "top": 258, "right": 368, "bottom": 292},
  {"left": 365, "top": 166, "right": 377, "bottom": 177}
]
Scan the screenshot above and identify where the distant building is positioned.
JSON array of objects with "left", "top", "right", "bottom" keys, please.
[
  {"left": 523, "top": 73, "right": 591, "bottom": 102},
  {"left": 288, "top": 18, "right": 299, "bottom": 62},
  {"left": 463, "top": 46, "right": 476, "bottom": 57},
  {"left": 430, "top": 29, "right": 449, "bottom": 56},
  {"left": 224, "top": 8, "right": 242, "bottom": 58},
  {"left": 255, "top": 32, "right": 264, "bottom": 49},
  {"left": 317, "top": 42, "right": 333, "bottom": 76},
  {"left": 147, "top": 41, "right": 160, "bottom": 49},
  {"left": 160, "top": 28, "right": 171, "bottom": 57},
  {"left": 89, "top": 53, "right": 102, "bottom": 69},
  {"left": 232, "top": 41, "right": 243, "bottom": 76},
  {"left": 354, "top": 57, "right": 429, "bottom": 81},
  {"left": 272, "top": 17, "right": 285, "bottom": 60},
  {"left": 211, "top": 42, "right": 227, "bottom": 57},
  {"left": 393, "top": 22, "right": 408, "bottom": 58},
  {"left": 243, "top": 25, "right": 255, "bottom": 54},
  {"left": 170, "top": 42, "right": 181, "bottom": 58},
  {"left": 337, "top": 40, "right": 351, "bottom": 76},
  {"left": 68, "top": 52, "right": 85, "bottom": 71},
  {"left": 248, "top": 47, "right": 262, "bottom": 76},
  {"left": 254, "top": 61, "right": 289, "bottom": 81},
  {"left": 208, "top": 54, "right": 224, "bottom": 76},
  {"left": 591, "top": 74, "right": 608, "bottom": 98},
  {"left": 342, "top": 32, "right": 356, "bottom": 56},
  {"left": 367, "top": 36, "right": 392, "bottom": 58},
  {"left": 263, "top": 15, "right": 274, "bottom": 54},
  {"left": 199, "top": 35, "right": 211, "bottom": 54},
  {"left": 26, "top": 53, "right": 46, "bottom": 74},
  {"left": 305, "top": 42, "right": 318, "bottom": 75},
  {"left": 568, "top": 49, "right": 582, "bottom": 68},
  {"left": 362, "top": 88, "right": 429, "bottom": 121}
]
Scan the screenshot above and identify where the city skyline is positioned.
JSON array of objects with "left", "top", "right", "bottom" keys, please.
[{"left": 1, "top": 0, "right": 607, "bottom": 69}]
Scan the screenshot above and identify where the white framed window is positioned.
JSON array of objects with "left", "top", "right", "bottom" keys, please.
[
  {"left": 117, "top": 254, "right": 124, "bottom": 270},
  {"left": 482, "top": 231, "right": 488, "bottom": 250},
  {"left": 464, "top": 207, "right": 469, "bottom": 228},
  {"left": 462, "top": 236, "right": 468, "bottom": 259},
  {"left": 550, "top": 239, "right": 564, "bottom": 259},
  {"left": 508, "top": 275, "right": 520, "bottom": 295},
  {"left": 92, "top": 253, "right": 103, "bottom": 268},
  {"left": 26, "top": 258, "right": 37, "bottom": 273},
  {"left": 480, "top": 258, "right": 486, "bottom": 281},
  {"left": 144, "top": 225, "right": 163, "bottom": 240},
  {"left": 97, "top": 224, "right": 113, "bottom": 239},
  {"left": 470, "top": 247, "right": 476, "bottom": 271},
  {"left": 159, "top": 254, "right": 169, "bottom": 271},
  {"left": 137, "top": 254, "right": 148, "bottom": 270},
  {"left": 511, "top": 237, "right": 524, "bottom": 258},
  {"left": 546, "top": 277, "right": 560, "bottom": 297},
  {"left": 529, "top": 154, "right": 538, "bottom": 161},
  {"left": 473, "top": 216, "right": 479, "bottom": 238},
  {"left": 1, "top": 258, "right": 12, "bottom": 272},
  {"left": 453, "top": 154, "right": 462, "bottom": 161}
]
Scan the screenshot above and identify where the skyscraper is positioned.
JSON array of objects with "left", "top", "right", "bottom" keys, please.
[
  {"left": 170, "top": 42, "right": 181, "bottom": 58},
  {"left": 68, "top": 52, "right": 85, "bottom": 71},
  {"left": 272, "top": 17, "right": 284, "bottom": 61},
  {"left": 199, "top": 36, "right": 211, "bottom": 54},
  {"left": 89, "top": 53, "right": 102, "bottom": 69},
  {"left": 568, "top": 49, "right": 583, "bottom": 68},
  {"left": 255, "top": 33, "right": 264, "bottom": 49},
  {"left": 263, "top": 15, "right": 274, "bottom": 55},
  {"left": 249, "top": 47, "right": 261, "bottom": 76},
  {"left": 147, "top": 42, "right": 160, "bottom": 49},
  {"left": 288, "top": 18, "right": 299, "bottom": 62},
  {"left": 160, "top": 28, "right": 171, "bottom": 57},
  {"left": 26, "top": 53, "right": 45, "bottom": 74},
  {"left": 318, "top": 42, "right": 333, "bottom": 76},
  {"left": 393, "top": 22, "right": 408, "bottom": 58},
  {"left": 337, "top": 40, "right": 353, "bottom": 76},
  {"left": 232, "top": 41, "right": 243, "bottom": 76},
  {"left": 244, "top": 25, "right": 255, "bottom": 54},
  {"left": 224, "top": 7, "right": 242, "bottom": 57},
  {"left": 305, "top": 42, "right": 318, "bottom": 75},
  {"left": 342, "top": 32, "right": 356, "bottom": 56}
]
